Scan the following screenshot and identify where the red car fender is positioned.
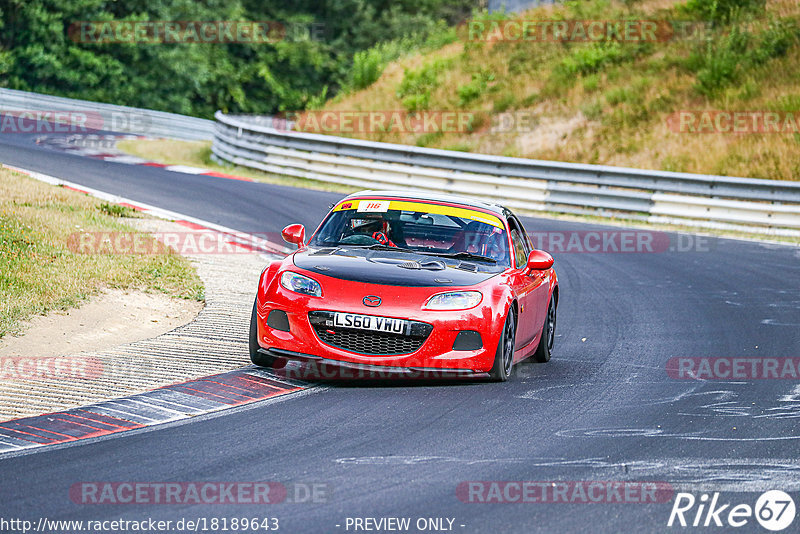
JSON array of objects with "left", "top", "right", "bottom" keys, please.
[
  {"left": 257, "top": 261, "right": 282, "bottom": 312},
  {"left": 488, "top": 278, "right": 517, "bottom": 343}
]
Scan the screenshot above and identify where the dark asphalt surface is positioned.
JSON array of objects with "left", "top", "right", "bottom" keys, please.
[{"left": 1, "top": 126, "right": 799, "bottom": 533}]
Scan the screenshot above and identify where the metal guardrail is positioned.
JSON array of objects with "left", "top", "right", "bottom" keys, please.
[
  {"left": 0, "top": 88, "right": 214, "bottom": 141},
  {"left": 212, "top": 112, "right": 800, "bottom": 236}
]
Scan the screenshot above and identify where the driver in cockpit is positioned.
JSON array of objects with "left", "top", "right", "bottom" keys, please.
[{"left": 351, "top": 214, "right": 401, "bottom": 247}]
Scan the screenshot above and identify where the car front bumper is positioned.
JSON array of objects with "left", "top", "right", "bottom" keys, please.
[
  {"left": 255, "top": 277, "right": 507, "bottom": 374},
  {"left": 260, "top": 348, "right": 491, "bottom": 380}
]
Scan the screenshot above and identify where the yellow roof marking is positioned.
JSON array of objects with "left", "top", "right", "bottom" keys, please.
[{"left": 334, "top": 199, "right": 504, "bottom": 228}]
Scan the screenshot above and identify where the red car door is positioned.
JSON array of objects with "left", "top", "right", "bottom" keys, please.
[{"left": 508, "top": 218, "right": 550, "bottom": 353}]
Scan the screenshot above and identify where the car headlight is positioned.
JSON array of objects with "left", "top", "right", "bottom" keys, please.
[
  {"left": 423, "top": 291, "right": 482, "bottom": 310},
  {"left": 280, "top": 271, "right": 322, "bottom": 297}
]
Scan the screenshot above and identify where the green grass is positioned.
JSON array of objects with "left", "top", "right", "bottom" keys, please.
[
  {"left": 342, "top": 22, "right": 459, "bottom": 95},
  {"left": 98, "top": 202, "right": 138, "bottom": 218},
  {"left": 397, "top": 58, "right": 452, "bottom": 112},
  {"left": 0, "top": 167, "right": 203, "bottom": 337}
]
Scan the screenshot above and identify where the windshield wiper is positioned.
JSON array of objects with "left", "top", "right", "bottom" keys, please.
[
  {"left": 321, "top": 242, "right": 417, "bottom": 252},
  {"left": 423, "top": 251, "right": 497, "bottom": 264},
  {"left": 365, "top": 244, "right": 418, "bottom": 253}
]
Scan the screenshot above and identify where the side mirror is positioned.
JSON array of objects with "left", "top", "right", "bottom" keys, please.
[
  {"left": 281, "top": 224, "right": 306, "bottom": 246},
  {"left": 526, "top": 250, "right": 554, "bottom": 271}
]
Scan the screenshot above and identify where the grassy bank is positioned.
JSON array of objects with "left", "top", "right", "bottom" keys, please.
[
  {"left": 312, "top": 0, "right": 800, "bottom": 180},
  {"left": 0, "top": 167, "right": 203, "bottom": 337}
]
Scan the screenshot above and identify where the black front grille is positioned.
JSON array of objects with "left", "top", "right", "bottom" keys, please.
[{"left": 309, "top": 311, "right": 432, "bottom": 356}]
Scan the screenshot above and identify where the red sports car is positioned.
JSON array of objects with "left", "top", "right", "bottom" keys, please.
[{"left": 249, "top": 190, "right": 558, "bottom": 381}]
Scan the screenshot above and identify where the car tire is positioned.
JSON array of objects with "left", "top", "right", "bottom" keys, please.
[
  {"left": 533, "top": 296, "right": 556, "bottom": 363},
  {"left": 249, "top": 298, "right": 276, "bottom": 367},
  {"left": 489, "top": 310, "right": 516, "bottom": 382}
]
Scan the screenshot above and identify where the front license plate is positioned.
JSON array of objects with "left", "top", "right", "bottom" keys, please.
[{"left": 333, "top": 312, "right": 409, "bottom": 335}]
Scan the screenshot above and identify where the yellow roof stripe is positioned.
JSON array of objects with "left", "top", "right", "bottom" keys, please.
[{"left": 334, "top": 199, "right": 504, "bottom": 228}]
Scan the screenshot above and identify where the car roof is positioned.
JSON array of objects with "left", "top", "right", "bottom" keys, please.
[{"left": 343, "top": 190, "right": 509, "bottom": 217}]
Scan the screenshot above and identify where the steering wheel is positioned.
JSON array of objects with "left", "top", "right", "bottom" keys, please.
[{"left": 372, "top": 231, "right": 393, "bottom": 246}]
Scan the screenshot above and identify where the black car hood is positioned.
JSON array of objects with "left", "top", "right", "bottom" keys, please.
[{"left": 292, "top": 247, "right": 503, "bottom": 287}]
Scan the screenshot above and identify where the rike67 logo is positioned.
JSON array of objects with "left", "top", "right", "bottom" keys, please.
[{"left": 668, "top": 490, "right": 796, "bottom": 531}]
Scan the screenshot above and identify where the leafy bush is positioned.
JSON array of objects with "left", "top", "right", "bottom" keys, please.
[
  {"left": 346, "top": 22, "right": 458, "bottom": 92},
  {"left": 520, "top": 92, "right": 540, "bottom": 107},
  {"left": 351, "top": 49, "right": 385, "bottom": 91},
  {"left": 604, "top": 87, "right": 630, "bottom": 106},
  {"left": 681, "top": 0, "right": 766, "bottom": 24},
  {"left": 457, "top": 69, "right": 495, "bottom": 107},
  {"left": 560, "top": 42, "right": 625, "bottom": 76},
  {"left": 689, "top": 19, "right": 798, "bottom": 96},
  {"left": 415, "top": 132, "right": 444, "bottom": 147},
  {"left": 493, "top": 92, "right": 516, "bottom": 112},
  {"left": 0, "top": 0, "right": 478, "bottom": 118},
  {"left": 750, "top": 19, "right": 799, "bottom": 63},
  {"left": 397, "top": 59, "right": 451, "bottom": 111},
  {"left": 444, "top": 143, "right": 473, "bottom": 152},
  {"left": 401, "top": 93, "right": 431, "bottom": 112},
  {"left": 582, "top": 74, "right": 600, "bottom": 92},
  {"left": 580, "top": 100, "right": 603, "bottom": 120},
  {"left": 98, "top": 203, "right": 135, "bottom": 217}
]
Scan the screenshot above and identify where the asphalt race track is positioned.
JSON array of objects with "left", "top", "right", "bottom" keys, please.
[{"left": 1, "top": 122, "right": 799, "bottom": 533}]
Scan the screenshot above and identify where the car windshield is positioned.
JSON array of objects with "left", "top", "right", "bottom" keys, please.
[{"left": 309, "top": 199, "right": 510, "bottom": 267}]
